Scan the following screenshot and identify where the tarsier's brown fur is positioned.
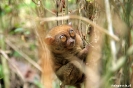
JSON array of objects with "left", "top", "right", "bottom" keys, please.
[{"left": 45, "top": 25, "right": 89, "bottom": 88}]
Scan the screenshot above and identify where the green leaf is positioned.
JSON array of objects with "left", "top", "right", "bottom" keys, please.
[
  {"left": 13, "top": 51, "right": 21, "bottom": 57},
  {"left": 5, "top": 6, "right": 10, "bottom": 12},
  {"left": 24, "top": 31, "right": 30, "bottom": 35},
  {"left": 30, "top": 43, "right": 36, "bottom": 50},
  {"left": 14, "top": 28, "right": 24, "bottom": 33}
]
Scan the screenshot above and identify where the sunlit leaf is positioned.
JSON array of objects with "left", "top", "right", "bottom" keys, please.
[{"left": 14, "top": 28, "right": 24, "bottom": 33}]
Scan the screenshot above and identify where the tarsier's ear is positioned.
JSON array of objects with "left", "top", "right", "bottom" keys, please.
[
  {"left": 68, "top": 22, "right": 72, "bottom": 26},
  {"left": 45, "top": 35, "right": 54, "bottom": 45}
]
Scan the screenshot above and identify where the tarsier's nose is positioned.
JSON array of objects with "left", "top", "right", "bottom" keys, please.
[
  {"left": 70, "top": 41, "right": 74, "bottom": 45},
  {"left": 69, "top": 38, "right": 75, "bottom": 46},
  {"left": 67, "top": 38, "right": 75, "bottom": 49}
]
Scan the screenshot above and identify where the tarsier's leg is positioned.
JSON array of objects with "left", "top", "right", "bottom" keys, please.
[
  {"left": 56, "top": 63, "right": 74, "bottom": 87},
  {"left": 56, "top": 63, "right": 73, "bottom": 77}
]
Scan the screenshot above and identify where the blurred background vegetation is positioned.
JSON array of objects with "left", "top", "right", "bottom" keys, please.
[{"left": 0, "top": 0, "right": 133, "bottom": 88}]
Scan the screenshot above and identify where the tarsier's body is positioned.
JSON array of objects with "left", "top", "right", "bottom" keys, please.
[{"left": 45, "top": 25, "right": 88, "bottom": 88}]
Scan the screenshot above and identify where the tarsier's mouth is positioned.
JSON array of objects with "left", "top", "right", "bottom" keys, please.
[
  {"left": 70, "top": 42, "right": 75, "bottom": 47},
  {"left": 67, "top": 42, "right": 75, "bottom": 49}
]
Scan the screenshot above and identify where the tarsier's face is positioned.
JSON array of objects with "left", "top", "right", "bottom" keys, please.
[
  {"left": 45, "top": 25, "right": 81, "bottom": 54},
  {"left": 54, "top": 28, "right": 76, "bottom": 50}
]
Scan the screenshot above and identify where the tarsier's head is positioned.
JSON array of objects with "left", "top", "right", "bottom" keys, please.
[{"left": 45, "top": 25, "right": 83, "bottom": 54}]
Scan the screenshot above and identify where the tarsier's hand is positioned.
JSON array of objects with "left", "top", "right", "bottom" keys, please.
[{"left": 77, "top": 44, "right": 90, "bottom": 59}]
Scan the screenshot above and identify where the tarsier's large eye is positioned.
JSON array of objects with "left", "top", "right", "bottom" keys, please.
[
  {"left": 69, "top": 29, "right": 75, "bottom": 37},
  {"left": 60, "top": 35, "right": 66, "bottom": 42}
]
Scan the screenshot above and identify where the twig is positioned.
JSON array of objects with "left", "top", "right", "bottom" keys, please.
[
  {"left": 5, "top": 40, "right": 42, "bottom": 72},
  {"left": 0, "top": 49, "right": 25, "bottom": 82},
  {"left": 40, "top": 15, "right": 120, "bottom": 41}
]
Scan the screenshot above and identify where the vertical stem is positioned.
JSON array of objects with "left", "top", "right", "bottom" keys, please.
[
  {"left": 0, "top": 22, "right": 10, "bottom": 88},
  {"left": 104, "top": 0, "right": 117, "bottom": 63},
  {"left": 56, "top": 0, "right": 59, "bottom": 25},
  {"left": 1, "top": 56, "right": 10, "bottom": 88},
  {"left": 65, "top": 0, "right": 68, "bottom": 24},
  {"left": 104, "top": 0, "right": 120, "bottom": 87}
]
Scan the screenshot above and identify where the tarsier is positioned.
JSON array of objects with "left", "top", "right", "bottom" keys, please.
[{"left": 45, "top": 25, "right": 89, "bottom": 88}]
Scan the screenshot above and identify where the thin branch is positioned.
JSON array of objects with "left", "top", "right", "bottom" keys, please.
[
  {"left": 34, "top": 27, "right": 47, "bottom": 56},
  {"left": 40, "top": 15, "right": 120, "bottom": 41},
  {"left": 0, "top": 50, "right": 25, "bottom": 82},
  {"left": 5, "top": 40, "right": 42, "bottom": 72}
]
